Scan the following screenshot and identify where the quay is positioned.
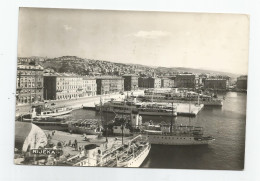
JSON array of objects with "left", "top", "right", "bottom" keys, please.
[
  {"left": 15, "top": 91, "right": 129, "bottom": 115},
  {"left": 16, "top": 89, "right": 204, "bottom": 118}
]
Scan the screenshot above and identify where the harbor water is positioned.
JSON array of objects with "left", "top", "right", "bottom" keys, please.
[{"left": 70, "top": 92, "right": 246, "bottom": 170}]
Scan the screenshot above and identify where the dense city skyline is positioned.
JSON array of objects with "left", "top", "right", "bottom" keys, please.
[{"left": 18, "top": 8, "right": 249, "bottom": 74}]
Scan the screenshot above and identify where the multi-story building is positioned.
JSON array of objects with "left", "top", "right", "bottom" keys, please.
[
  {"left": 43, "top": 75, "right": 97, "bottom": 100},
  {"left": 161, "top": 78, "right": 172, "bottom": 88},
  {"left": 169, "top": 76, "right": 176, "bottom": 87},
  {"left": 236, "top": 75, "right": 248, "bottom": 90},
  {"left": 204, "top": 79, "right": 228, "bottom": 90},
  {"left": 82, "top": 77, "right": 97, "bottom": 97},
  {"left": 96, "top": 77, "right": 124, "bottom": 95},
  {"left": 122, "top": 74, "right": 139, "bottom": 91},
  {"left": 138, "top": 77, "right": 161, "bottom": 88},
  {"left": 16, "top": 64, "right": 44, "bottom": 104},
  {"left": 175, "top": 74, "right": 196, "bottom": 88}
]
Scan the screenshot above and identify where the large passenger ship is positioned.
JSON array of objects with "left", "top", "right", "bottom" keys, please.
[
  {"left": 95, "top": 99, "right": 177, "bottom": 117},
  {"left": 58, "top": 135, "right": 150, "bottom": 168},
  {"left": 143, "top": 89, "right": 223, "bottom": 106},
  {"left": 108, "top": 110, "right": 215, "bottom": 146},
  {"left": 142, "top": 123, "right": 215, "bottom": 145}
]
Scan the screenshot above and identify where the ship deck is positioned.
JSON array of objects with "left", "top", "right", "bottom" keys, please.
[{"left": 44, "top": 130, "right": 132, "bottom": 158}]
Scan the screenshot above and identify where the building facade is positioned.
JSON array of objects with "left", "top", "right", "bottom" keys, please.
[
  {"left": 138, "top": 77, "right": 161, "bottom": 88},
  {"left": 204, "top": 79, "right": 228, "bottom": 90},
  {"left": 96, "top": 77, "right": 124, "bottom": 95},
  {"left": 175, "top": 74, "right": 196, "bottom": 88},
  {"left": 44, "top": 75, "right": 97, "bottom": 100},
  {"left": 161, "top": 78, "right": 172, "bottom": 88},
  {"left": 122, "top": 74, "right": 139, "bottom": 91},
  {"left": 82, "top": 77, "right": 97, "bottom": 97},
  {"left": 236, "top": 76, "right": 247, "bottom": 90},
  {"left": 16, "top": 64, "right": 44, "bottom": 104}
]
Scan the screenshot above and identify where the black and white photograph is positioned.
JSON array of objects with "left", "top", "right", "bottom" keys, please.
[{"left": 14, "top": 7, "right": 249, "bottom": 170}]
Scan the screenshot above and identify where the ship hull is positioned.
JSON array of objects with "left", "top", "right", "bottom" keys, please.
[
  {"left": 68, "top": 126, "right": 102, "bottom": 135},
  {"left": 32, "top": 122, "right": 68, "bottom": 131},
  {"left": 144, "top": 98, "right": 223, "bottom": 106},
  {"left": 117, "top": 144, "right": 151, "bottom": 168},
  {"left": 96, "top": 106, "right": 177, "bottom": 117},
  {"left": 146, "top": 135, "right": 214, "bottom": 145},
  {"left": 35, "top": 109, "right": 72, "bottom": 119}
]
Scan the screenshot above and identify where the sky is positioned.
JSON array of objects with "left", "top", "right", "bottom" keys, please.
[{"left": 18, "top": 8, "right": 249, "bottom": 74}]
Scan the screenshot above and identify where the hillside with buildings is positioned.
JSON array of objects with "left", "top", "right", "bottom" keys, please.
[{"left": 19, "top": 56, "right": 239, "bottom": 79}]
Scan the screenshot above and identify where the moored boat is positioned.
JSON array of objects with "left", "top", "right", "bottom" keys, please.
[
  {"left": 68, "top": 119, "right": 103, "bottom": 135},
  {"left": 95, "top": 99, "right": 177, "bottom": 117},
  {"left": 143, "top": 89, "right": 223, "bottom": 106},
  {"left": 21, "top": 105, "right": 72, "bottom": 122},
  {"left": 143, "top": 124, "right": 215, "bottom": 145},
  {"left": 31, "top": 115, "right": 70, "bottom": 131}
]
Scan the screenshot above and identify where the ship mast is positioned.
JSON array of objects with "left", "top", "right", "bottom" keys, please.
[
  {"left": 189, "top": 97, "right": 191, "bottom": 126},
  {"left": 170, "top": 102, "right": 173, "bottom": 135}
]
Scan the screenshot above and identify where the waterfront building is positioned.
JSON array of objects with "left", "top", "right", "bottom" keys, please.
[
  {"left": 175, "top": 74, "right": 196, "bottom": 88},
  {"left": 204, "top": 79, "right": 228, "bottom": 90},
  {"left": 44, "top": 75, "right": 97, "bottom": 100},
  {"left": 16, "top": 64, "right": 44, "bottom": 104},
  {"left": 82, "top": 77, "right": 97, "bottom": 97},
  {"left": 236, "top": 75, "right": 247, "bottom": 90},
  {"left": 122, "top": 74, "right": 139, "bottom": 91},
  {"left": 96, "top": 77, "right": 124, "bottom": 95},
  {"left": 138, "top": 77, "right": 161, "bottom": 88},
  {"left": 161, "top": 78, "right": 172, "bottom": 88}
]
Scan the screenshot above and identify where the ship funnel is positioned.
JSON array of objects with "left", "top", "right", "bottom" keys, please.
[
  {"left": 131, "top": 110, "right": 140, "bottom": 127},
  {"left": 84, "top": 144, "right": 99, "bottom": 166}
]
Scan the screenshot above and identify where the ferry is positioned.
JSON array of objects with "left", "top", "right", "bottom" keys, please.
[
  {"left": 143, "top": 89, "right": 223, "bottom": 106},
  {"left": 95, "top": 99, "right": 177, "bottom": 117},
  {"left": 68, "top": 119, "right": 103, "bottom": 135}
]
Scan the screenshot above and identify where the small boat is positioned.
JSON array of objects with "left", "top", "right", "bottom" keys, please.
[
  {"left": 22, "top": 105, "right": 72, "bottom": 122},
  {"left": 68, "top": 119, "right": 103, "bottom": 135},
  {"left": 31, "top": 115, "right": 70, "bottom": 131}
]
